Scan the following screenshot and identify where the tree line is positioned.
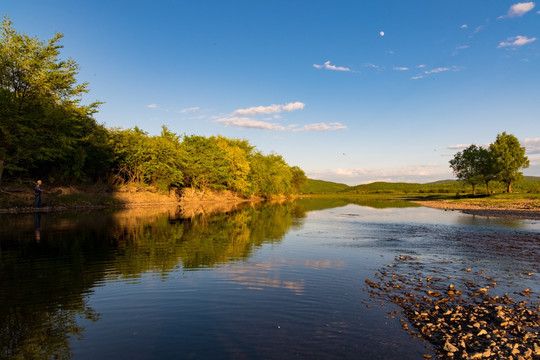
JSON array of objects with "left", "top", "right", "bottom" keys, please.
[
  {"left": 0, "top": 17, "right": 306, "bottom": 198},
  {"left": 449, "top": 132, "right": 529, "bottom": 195}
]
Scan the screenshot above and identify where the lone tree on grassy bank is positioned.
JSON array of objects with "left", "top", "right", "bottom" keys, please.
[
  {"left": 490, "top": 132, "right": 529, "bottom": 193},
  {"left": 449, "top": 144, "right": 484, "bottom": 196},
  {"left": 449, "top": 132, "right": 529, "bottom": 194}
]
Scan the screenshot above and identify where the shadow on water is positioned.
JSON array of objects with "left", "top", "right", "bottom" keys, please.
[{"left": 0, "top": 201, "right": 306, "bottom": 360}]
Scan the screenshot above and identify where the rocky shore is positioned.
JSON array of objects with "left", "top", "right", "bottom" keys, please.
[
  {"left": 412, "top": 199, "right": 540, "bottom": 220},
  {"left": 365, "top": 255, "right": 539, "bottom": 360}
]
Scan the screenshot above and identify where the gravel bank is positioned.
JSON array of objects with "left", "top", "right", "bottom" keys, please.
[{"left": 412, "top": 199, "right": 540, "bottom": 220}]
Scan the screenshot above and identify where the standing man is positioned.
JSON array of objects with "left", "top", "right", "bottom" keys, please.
[{"left": 34, "top": 180, "right": 43, "bottom": 208}]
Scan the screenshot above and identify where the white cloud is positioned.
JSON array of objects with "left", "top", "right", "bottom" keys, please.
[
  {"left": 460, "top": 24, "right": 468, "bottom": 29},
  {"left": 447, "top": 144, "right": 473, "bottom": 150},
  {"left": 364, "top": 63, "right": 381, "bottom": 69},
  {"left": 307, "top": 164, "right": 451, "bottom": 185},
  {"left": 411, "top": 65, "right": 460, "bottom": 80},
  {"left": 216, "top": 117, "right": 346, "bottom": 132},
  {"left": 504, "top": 2, "right": 536, "bottom": 17},
  {"left": 393, "top": 66, "right": 409, "bottom": 71},
  {"left": 181, "top": 106, "right": 200, "bottom": 113},
  {"left": 233, "top": 104, "right": 282, "bottom": 116},
  {"left": 216, "top": 117, "right": 289, "bottom": 131},
  {"left": 313, "top": 60, "right": 350, "bottom": 72},
  {"left": 417, "top": 64, "right": 426, "bottom": 68},
  {"left": 282, "top": 102, "right": 306, "bottom": 112},
  {"left": 425, "top": 67, "right": 451, "bottom": 74},
  {"left": 232, "top": 102, "right": 305, "bottom": 116},
  {"left": 294, "top": 122, "right": 347, "bottom": 132},
  {"left": 216, "top": 102, "right": 346, "bottom": 132},
  {"left": 380, "top": 31, "right": 385, "bottom": 36},
  {"left": 524, "top": 138, "right": 540, "bottom": 154},
  {"left": 452, "top": 45, "right": 470, "bottom": 56},
  {"left": 147, "top": 103, "right": 158, "bottom": 109},
  {"left": 498, "top": 35, "right": 537, "bottom": 48}
]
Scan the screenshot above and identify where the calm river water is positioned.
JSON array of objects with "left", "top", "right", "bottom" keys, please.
[{"left": 1, "top": 198, "right": 539, "bottom": 359}]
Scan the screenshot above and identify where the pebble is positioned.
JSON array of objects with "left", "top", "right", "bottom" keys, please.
[{"left": 365, "top": 255, "right": 539, "bottom": 360}]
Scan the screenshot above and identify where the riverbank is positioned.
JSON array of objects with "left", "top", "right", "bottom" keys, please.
[
  {"left": 411, "top": 198, "right": 540, "bottom": 220},
  {"left": 0, "top": 183, "right": 263, "bottom": 214}
]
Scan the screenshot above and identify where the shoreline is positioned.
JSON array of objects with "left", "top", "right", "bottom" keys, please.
[{"left": 412, "top": 199, "right": 540, "bottom": 220}]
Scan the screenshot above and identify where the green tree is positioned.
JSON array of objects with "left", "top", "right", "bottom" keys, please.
[
  {"left": 449, "top": 144, "right": 484, "bottom": 195},
  {"left": 215, "top": 136, "right": 252, "bottom": 195},
  {"left": 490, "top": 132, "right": 529, "bottom": 193},
  {"left": 108, "top": 127, "right": 149, "bottom": 183},
  {"left": 144, "top": 126, "right": 184, "bottom": 189},
  {"left": 0, "top": 17, "right": 101, "bottom": 182},
  {"left": 248, "top": 152, "right": 293, "bottom": 198},
  {"left": 290, "top": 166, "right": 308, "bottom": 193},
  {"left": 475, "top": 146, "right": 497, "bottom": 195},
  {"left": 181, "top": 135, "right": 230, "bottom": 191}
]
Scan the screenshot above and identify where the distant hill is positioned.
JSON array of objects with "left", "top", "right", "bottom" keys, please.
[
  {"left": 424, "top": 179, "right": 458, "bottom": 185},
  {"left": 301, "top": 179, "right": 350, "bottom": 193},
  {"left": 341, "top": 181, "right": 461, "bottom": 194},
  {"left": 302, "top": 176, "right": 540, "bottom": 195}
]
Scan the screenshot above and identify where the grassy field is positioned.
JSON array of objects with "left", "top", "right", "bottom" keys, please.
[{"left": 299, "top": 177, "right": 540, "bottom": 213}]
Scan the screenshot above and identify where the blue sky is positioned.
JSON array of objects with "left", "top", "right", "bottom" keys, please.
[{"left": 3, "top": 1, "right": 540, "bottom": 184}]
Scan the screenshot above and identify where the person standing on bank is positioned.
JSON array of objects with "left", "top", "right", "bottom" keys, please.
[{"left": 34, "top": 180, "right": 43, "bottom": 208}]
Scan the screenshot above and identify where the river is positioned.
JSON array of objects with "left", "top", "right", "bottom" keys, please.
[{"left": 1, "top": 198, "right": 539, "bottom": 359}]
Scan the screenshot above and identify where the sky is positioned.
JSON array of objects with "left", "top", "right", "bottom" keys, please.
[{"left": 3, "top": 1, "right": 540, "bottom": 185}]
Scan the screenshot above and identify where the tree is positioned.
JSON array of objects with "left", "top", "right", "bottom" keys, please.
[
  {"left": 215, "top": 136, "right": 252, "bottom": 195},
  {"left": 290, "top": 166, "right": 307, "bottom": 193},
  {"left": 0, "top": 17, "right": 100, "bottom": 182},
  {"left": 248, "top": 153, "right": 293, "bottom": 198},
  {"left": 474, "top": 146, "right": 497, "bottom": 195},
  {"left": 449, "top": 144, "right": 484, "bottom": 195},
  {"left": 490, "top": 132, "right": 529, "bottom": 193},
  {"left": 181, "top": 135, "right": 230, "bottom": 191}
]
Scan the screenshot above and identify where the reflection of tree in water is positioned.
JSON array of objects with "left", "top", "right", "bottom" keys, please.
[
  {"left": 0, "top": 224, "right": 104, "bottom": 360},
  {"left": 107, "top": 201, "right": 303, "bottom": 274},
  {"left": 178, "top": 201, "right": 302, "bottom": 269},
  {"left": 0, "top": 201, "right": 305, "bottom": 359}
]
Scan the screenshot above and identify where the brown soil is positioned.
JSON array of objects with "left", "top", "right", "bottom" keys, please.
[
  {"left": 412, "top": 199, "right": 540, "bottom": 220},
  {"left": 0, "top": 183, "right": 261, "bottom": 214}
]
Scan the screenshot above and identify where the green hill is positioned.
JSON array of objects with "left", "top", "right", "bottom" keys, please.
[
  {"left": 301, "top": 179, "right": 350, "bottom": 194},
  {"left": 341, "top": 181, "right": 464, "bottom": 195},
  {"left": 301, "top": 176, "right": 540, "bottom": 196}
]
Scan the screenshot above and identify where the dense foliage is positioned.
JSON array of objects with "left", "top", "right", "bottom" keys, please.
[
  {"left": 108, "top": 129, "right": 307, "bottom": 198},
  {"left": 0, "top": 17, "right": 107, "bottom": 183},
  {"left": 450, "top": 132, "right": 529, "bottom": 194},
  {"left": 0, "top": 18, "right": 306, "bottom": 198}
]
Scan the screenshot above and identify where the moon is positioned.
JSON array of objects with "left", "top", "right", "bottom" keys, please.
[{"left": 380, "top": 31, "right": 385, "bottom": 36}]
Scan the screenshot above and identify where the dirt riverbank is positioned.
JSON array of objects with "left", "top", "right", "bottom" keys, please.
[{"left": 0, "top": 184, "right": 263, "bottom": 214}]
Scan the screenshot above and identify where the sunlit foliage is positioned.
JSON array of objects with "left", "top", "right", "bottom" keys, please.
[{"left": 0, "top": 18, "right": 306, "bottom": 197}]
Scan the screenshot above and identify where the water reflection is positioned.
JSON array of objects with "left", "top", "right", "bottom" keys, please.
[
  {"left": 0, "top": 197, "right": 538, "bottom": 359},
  {"left": 33, "top": 212, "right": 42, "bottom": 242},
  {"left": 0, "top": 201, "right": 305, "bottom": 359}
]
